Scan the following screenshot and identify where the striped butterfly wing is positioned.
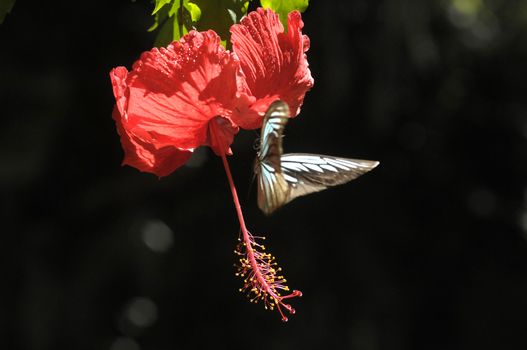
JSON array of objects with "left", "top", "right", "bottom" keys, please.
[
  {"left": 256, "top": 100, "right": 291, "bottom": 215},
  {"left": 280, "top": 154, "right": 379, "bottom": 204},
  {"left": 256, "top": 100, "right": 380, "bottom": 215}
]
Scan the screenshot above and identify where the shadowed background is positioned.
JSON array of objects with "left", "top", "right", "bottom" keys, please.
[{"left": 2, "top": 0, "right": 527, "bottom": 349}]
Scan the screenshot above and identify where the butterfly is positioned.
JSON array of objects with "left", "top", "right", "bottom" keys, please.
[{"left": 254, "top": 100, "right": 380, "bottom": 215}]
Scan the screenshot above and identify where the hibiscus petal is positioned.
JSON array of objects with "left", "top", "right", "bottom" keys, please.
[
  {"left": 230, "top": 8, "right": 314, "bottom": 129},
  {"left": 112, "top": 107, "right": 192, "bottom": 177},
  {"left": 110, "top": 66, "right": 129, "bottom": 117},
  {"left": 110, "top": 30, "right": 244, "bottom": 167}
]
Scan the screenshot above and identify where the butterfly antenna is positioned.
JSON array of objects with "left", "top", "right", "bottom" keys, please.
[
  {"left": 248, "top": 132, "right": 260, "bottom": 200},
  {"left": 246, "top": 169, "right": 256, "bottom": 201}
]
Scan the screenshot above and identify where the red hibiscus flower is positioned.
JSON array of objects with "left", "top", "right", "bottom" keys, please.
[
  {"left": 110, "top": 8, "right": 312, "bottom": 175},
  {"left": 110, "top": 8, "right": 312, "bottom": 321},
  {"left": 230, "top": 8, "right": 314, "bottom": 129},
  {"left": 110, "top": 30, "right": 242, "bottom": 177}
]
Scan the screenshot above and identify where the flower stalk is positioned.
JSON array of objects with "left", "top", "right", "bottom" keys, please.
[{"left": 220, "top": 154, "right": 301, "bottom": 321}]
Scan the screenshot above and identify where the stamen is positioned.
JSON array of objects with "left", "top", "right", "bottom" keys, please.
[{"left": 234, "top": 231, "right": 301, "bottom": 321}]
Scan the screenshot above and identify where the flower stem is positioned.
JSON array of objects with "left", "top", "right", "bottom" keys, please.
[
  {"left": 220, "top": 154, "right": 248, "bottom": 238},
  {"left": 220, "top": 155, "right": 264, "bottom": 285}
]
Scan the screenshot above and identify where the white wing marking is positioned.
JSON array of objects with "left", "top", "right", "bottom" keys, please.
[
  {"left": 304, "top": 163, "right": 324, "bottom": 172},
  {"left": 281, "top": 162, "right": 309, "bottom": 172},
  {"left": 281, "top": 155, "right": 326, "bottom": 164},
  {"left": 262, "top": 162, "right": 275, "bottom": 173},
  {"left": 320, "top": 164, "right": 338, "bottom": 172},
  {"left": 283, "top": 173, "right": 298, "bottom": 183}
]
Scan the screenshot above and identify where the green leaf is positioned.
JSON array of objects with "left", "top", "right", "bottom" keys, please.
[
  {"left": 152, "top": 0, "right": 172, "bottom": 14},
  {"left": 149, "top": 0, "right": 203, "bottom": 47},
  {"left": 149, "top": 0, "right": 249, "bottom": 48},
  {"left": 260, "top": 0, "right": 308, "bottom": 28},
  {"left": 0, "top": 0, "right": 15, "bottom": 24},
  {"left": 187, "top": 2, "right": 201, "bottom": 22},
  {"left": 191, "top": 0, "right": 249, "bottom": 46},
  {"left": 148, "top": 2, "right": 170, "bottom": 33}
]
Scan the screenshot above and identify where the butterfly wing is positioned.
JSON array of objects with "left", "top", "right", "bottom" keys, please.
[
  {"left": 279, "top": 153, "right": 379, "bottom": 205},
  {"left": 255, "top": 100, "right": 380, "bottom": 215},
  {"left": 256, "top": 100, "right": 291, "bottom": 215},
  {"left": 258, "top": 100, "right": 289, "bottom": 167},
  {"left": 257, "top": 161, "right": 290, "bottom": 215}
]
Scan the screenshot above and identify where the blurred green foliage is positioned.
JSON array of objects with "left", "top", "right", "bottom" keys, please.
[
  {"left": 260, "top": 0, "right": 309, "bottom": 27},
  {"left": 150, "top": 0, "right": 249, "bottom": 46},
  {"left": 0, "top": 0, "right": 15, "bottom": 24},
  {"left": 149, "top": 0, "right": 202, "bottom": 47},
  {"left": 192, "top": 0, "right": 249, "bottom": 47},
  {"left": 149, "top": 0, "right": 310, "bottom": 46}
]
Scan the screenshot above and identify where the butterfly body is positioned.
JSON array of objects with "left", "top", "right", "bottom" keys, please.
[{"left": 255, "top": 100, "right": 379, "bottom": 215}]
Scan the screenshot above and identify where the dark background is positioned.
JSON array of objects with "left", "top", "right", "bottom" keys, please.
[{"left": 2, "top": 0, "right": 527, "bottom": 349}]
